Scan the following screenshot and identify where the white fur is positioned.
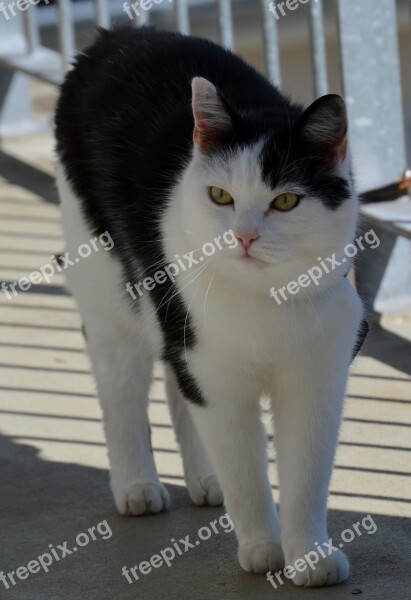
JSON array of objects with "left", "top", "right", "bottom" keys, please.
[{"left": 57, "top": 117, "right": 362, "bottom": 586}]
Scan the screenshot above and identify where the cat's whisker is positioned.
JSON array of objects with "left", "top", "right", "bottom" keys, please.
[
  {"left": 154, "top": 262, "right": 210, "bottom": 315},
  {"left": 129, "top": 255, "right": 169, "bottom": 285},
  {"left": 183, "top": 265, "right": 211, "bottom": 366},
  {"left": 136, "top": 243, "right": 216, "bottom": 286},
  {"left": 156, "top": 264, "right": 208, "bottom": 317},
  {"left": 203, "top": 273, "right": 215, "bottom": 325}
]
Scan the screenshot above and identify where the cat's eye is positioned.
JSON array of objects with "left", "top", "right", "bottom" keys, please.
[
  {"left": 209, "top": 187, "right": 234, "bottom": 206},
  {"left": 271, "top": 192, "right": 301, "bottom": 212}
]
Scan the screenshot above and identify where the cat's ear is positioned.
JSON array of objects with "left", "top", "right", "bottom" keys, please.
[
  {"left": 192, "top": 77, "right": 233, "bottom": 151},
  {"left": 295, "top": 94, "right": 348, "bottom": 165}
]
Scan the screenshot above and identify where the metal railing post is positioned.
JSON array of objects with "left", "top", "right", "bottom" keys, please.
[
  {"left": 95, "top": 0, "right": 111, "bottom": 28},
  {"left": 57, "top": 0, "right": 76, "bottom": 72},
  {"left": 260, "top": 0, "right": 281, "bottom": 88},
  {"left": 309, "top": 0, "right": 328, "bottom": 97},
  {"left": 174, "top": 0, "right": 190, "bottom": 35},
  {"left": 217, "top": 0, "right": 234, "bottom": 49},
  {"left": 0, "top": 16, "right": 36, "bottom": 138},
  {"left": 338, "top": 0, "right": 411, "bottom": 316},
  {"left": 23, "top": 9, "right": 41, "bottom": 53}
]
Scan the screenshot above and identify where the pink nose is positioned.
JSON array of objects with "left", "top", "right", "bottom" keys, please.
[{"left": 235, "top": 232, "right": 260, "bottom": 251}]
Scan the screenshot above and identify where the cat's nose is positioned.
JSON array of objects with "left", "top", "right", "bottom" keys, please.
[{"left": 235, "top": 232, "right": 260, "bottom": 251}]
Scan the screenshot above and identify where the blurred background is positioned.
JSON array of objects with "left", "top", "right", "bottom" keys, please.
[
  {"left": 2, "top": 0, "right": 411, "bottom": 311},
  {"left": 2, "top": 0, "right": 411, "bottom": 147},
  {"left": 0, "top": 2, "right": 410, "bottom": 599}
]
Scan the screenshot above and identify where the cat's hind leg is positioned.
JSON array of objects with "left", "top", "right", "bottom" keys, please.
[
  {"left": 165, "top": 366, "right": 223, "bottom": 506},
  {"left": 57, "top": 161, "right": 170, "bottom": 516},
  {"left": 88, "top": 315, "right": 170, "bottom": 516}
]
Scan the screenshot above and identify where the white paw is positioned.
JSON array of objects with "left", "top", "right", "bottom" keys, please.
[
  {"left": 113, "top": 480, "right": 171, "bottom": 516},
  {"left": 186, "top": 474, "right": 224, "bottom": 506},
  {"left": 288, "top": 548, "right": 349, "bottom": 587},
  {"left": 239, "top": 539, "right": 284, "bottom": 574}
]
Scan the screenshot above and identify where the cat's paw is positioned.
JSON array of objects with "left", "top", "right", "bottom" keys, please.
[
  {"left": 186, "top": 474, "right": 224, "bottom": 506},
  {"left": 239, "top": 539, "right": 284, "bottom": 574},
  {"left": 286, "top": 547, "right": 349, "bottom": 587},
  {"left": 113, "top": 480, "right": 171, "bottom": 516}
]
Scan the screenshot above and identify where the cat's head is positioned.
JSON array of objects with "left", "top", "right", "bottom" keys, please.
[{"left": 172, "top": 77, "right": 358, "bottom": 295}]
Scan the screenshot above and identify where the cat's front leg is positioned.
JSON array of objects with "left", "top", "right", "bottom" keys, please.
[
  {"left": 272, "top": 280, "right": 362, "bottom": 587},
  {"left": 187, "top": 360, "right": 284, "bottom": 574}
]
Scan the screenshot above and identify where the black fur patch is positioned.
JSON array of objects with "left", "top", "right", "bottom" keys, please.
[{"left": 352, "top": 318, "right": 369, "bottom": 361}]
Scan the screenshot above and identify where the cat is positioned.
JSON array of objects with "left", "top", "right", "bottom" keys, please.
[{"left": 55, "top": 27, "right": 363, "bottom": 587}]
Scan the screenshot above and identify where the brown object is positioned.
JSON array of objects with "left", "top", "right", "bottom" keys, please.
[{"left": 361, "top": 176, "right": 411, "bottom": 204}]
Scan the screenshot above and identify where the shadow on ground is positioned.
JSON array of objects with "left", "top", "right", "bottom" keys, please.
[
  {"left": 362, "top": 321, "right": 411, "bottom": 378},
  {"left": 0, "top": 434, "right": 409, "bottom": 600},
  {"left": 0, "top": 150, "right": 58, "bottom": 206}
]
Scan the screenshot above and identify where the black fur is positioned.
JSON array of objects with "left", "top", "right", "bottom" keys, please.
[
  {"left": 55, "top": 27, "right": 350, "bottom": 405},
  {"left": 352, "top": 318, "right": 369, "bottom": 360}
]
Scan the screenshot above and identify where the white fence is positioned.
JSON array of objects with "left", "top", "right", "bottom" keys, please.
[
  {"left": 0, "top": 0, "right": 287, "bottom": 87},
  {"left": 0, "top": 0, "right": 410, "bottom": 314}
]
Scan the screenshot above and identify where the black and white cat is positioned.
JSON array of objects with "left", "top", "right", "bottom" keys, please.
[{"left": 55, "top": 27, "right": 363, "bottom": 587}]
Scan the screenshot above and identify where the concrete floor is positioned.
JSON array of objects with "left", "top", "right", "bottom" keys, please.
[{"left": 0, "top": 120, "right": 411, "bottom": 598}]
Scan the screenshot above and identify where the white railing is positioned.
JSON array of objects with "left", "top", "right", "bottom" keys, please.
[
  {"left": 0, "top": 0, "right": 409, "bottom": 313},
  {"left": 0, "top": 0, "right": 333, "bottom": 138},
  {"left": 0, "top": 0, "right": 330, "bottom": 90}
]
